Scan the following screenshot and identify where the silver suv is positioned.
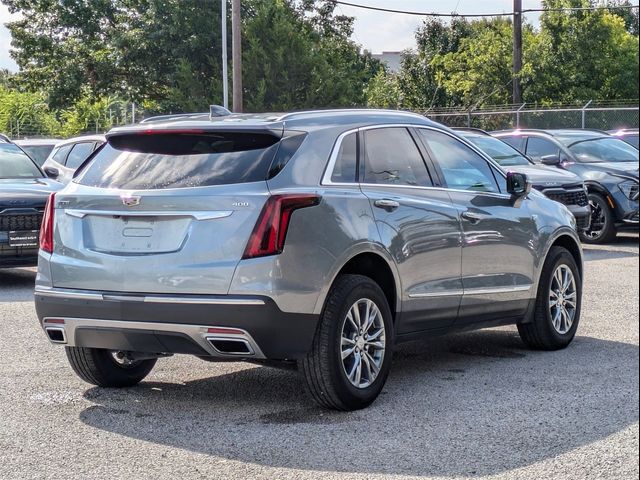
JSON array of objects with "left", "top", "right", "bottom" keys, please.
[{"left": 35, "top": 110, "right": 583, "bottom": 410}]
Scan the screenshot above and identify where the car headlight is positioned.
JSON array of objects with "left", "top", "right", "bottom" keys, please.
[{"left": 618, "top": 180, "right": 639, "bottom": 201}]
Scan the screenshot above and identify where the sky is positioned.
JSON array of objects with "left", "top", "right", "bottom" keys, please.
[{"left": 0, "top": 1, "right": 544, "bottom": 72}]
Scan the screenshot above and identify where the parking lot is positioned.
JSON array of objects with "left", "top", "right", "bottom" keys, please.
[{"left": 0, "top": 235, "right": 637, "bottom": 480}]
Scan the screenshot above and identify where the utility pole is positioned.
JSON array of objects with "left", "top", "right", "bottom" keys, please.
[
  {"left": 221, "top": 0, "right": 228, "bottom": 109},
  {"left": 232, "top": 0, "right": 243, "bottom": 112},
  {"left": 513, "top": 0, "right": 523, "bottom": 104}
]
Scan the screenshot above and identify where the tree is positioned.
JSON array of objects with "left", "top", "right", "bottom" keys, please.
[{"left": 3, "top": 0, "right": 379, "bottom": 112}]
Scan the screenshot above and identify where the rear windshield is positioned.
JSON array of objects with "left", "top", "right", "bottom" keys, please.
[
  {"left": 0, "top": 143, "right": 43, "bottom": 179},
  {"left": 77, "top": 132, "right": 281, "bottom": 189}
]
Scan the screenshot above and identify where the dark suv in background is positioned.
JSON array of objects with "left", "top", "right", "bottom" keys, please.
[
  {"left": 493, "top": 129, "right": 639, "bottom": 243},
  {"left": 455, "top": 128, "right": 590, "bottom": 233}
]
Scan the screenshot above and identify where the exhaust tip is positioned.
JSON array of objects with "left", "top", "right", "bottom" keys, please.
[
  {"left": 45, "top": 327, "right": 66, "bottom": 344},
  {"left": 207, "top": 337, "right": 253, "bottom": 356}
]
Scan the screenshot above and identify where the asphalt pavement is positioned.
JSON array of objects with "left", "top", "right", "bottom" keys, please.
[{"left": 0, "top": 235, "right": 638, "bottom": 480}]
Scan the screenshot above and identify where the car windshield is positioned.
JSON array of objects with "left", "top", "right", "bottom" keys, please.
[
  {"left": 0, "top": 143, "right": 43, "bottom": 179},
  {"left": 463, "top": 134, "right": 531, "bottom": 166},
  {"left": 568, "top": 137, "right": 639, "bottom": 163}
]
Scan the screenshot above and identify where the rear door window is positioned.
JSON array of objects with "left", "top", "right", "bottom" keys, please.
[
  {"left": 77, "top": 132, "right": 280, "bottom": 189},
  {"left": 65, "top": 142, "right": 96, "bottom": 169},
  {"left": 525, "top": 137, "right": 560, "bottom": 162},
  {"left": 51, "top": 144, "right": 72, "bottom": 165},
  {"left": 362, "top": 128, "right": 432, "bottom": 187}
]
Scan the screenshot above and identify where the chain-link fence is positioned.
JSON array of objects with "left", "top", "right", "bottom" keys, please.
[
  {"left": 2, "top": 102, "right": 142, "bottom": 140},
  {"left": 424, "top": 100, "right": 639, "bottom": 131}
]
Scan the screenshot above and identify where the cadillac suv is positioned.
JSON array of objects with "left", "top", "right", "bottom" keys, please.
[{"left": 35, "top": 110, "right": 583, "bottom": 410}]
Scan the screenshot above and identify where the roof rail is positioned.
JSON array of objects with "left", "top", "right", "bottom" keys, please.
[{"left": 276, "top": 108, "right": 426, "bottom": 122}]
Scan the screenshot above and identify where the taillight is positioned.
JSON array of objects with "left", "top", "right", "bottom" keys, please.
[
  {"left": 242, "top": 194, "right": 321, "bottom": 259},
  {"left": 39, "top": 193, "right": 55, "bottom": 254}
]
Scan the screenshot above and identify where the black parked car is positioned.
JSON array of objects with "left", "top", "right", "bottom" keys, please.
[
  {"left": 493, "top": 129, "right": 639, "bottom": 244},
  {"left": 455, "top": 128, "right": 590, "bottom": 232},
  {"left": 0, "top": 136, "right": 62, "bottom": 267}
]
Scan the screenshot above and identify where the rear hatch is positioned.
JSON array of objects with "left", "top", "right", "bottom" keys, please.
[{"left": 49, "top": 129, "right": 282, "bottom": 294}]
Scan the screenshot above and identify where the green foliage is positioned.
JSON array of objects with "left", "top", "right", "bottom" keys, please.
[
  {"left": 3, "top": 0, "right": 379, "bottom": 113},
  {"left": 366, "top": 1, "right": 639, "bottom": 110}
]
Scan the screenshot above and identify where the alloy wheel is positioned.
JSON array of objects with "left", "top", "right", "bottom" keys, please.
[
  {"left": 340, "top": 298, "right": 386, "bottom": 388},
  {"left": 548, "top": 264, "right": 577, "bottom": 335}
]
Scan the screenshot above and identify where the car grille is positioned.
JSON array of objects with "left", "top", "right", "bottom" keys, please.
[
  {"left": 543, "top": 189, "right": 589, "bottom": 207},
  {"left": 0, "top": 213, "right": 43, "bottom": 233}
]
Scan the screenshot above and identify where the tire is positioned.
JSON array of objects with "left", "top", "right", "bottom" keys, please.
[
  {"left": 65, "top": 347, "right": 156, "bottom": 387},
  {"left": 579, "top": 193, "right": 617, "bottom": 244},
  {"left": 301, "top": 274, "right": 394, "bottom": 411},
  {"left": 518, "top": 246, "right": 582, "bottom": 350}
]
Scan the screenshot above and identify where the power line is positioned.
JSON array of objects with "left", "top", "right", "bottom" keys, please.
[{"left": 328, "top": 1, "right": 640, "bottom": 18}]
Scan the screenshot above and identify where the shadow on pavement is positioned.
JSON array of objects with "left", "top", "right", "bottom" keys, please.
[
  {"left": 0, "top": 268, "right": 36, "bottom": 301},
  {"left": 79, "top": 329, "right": 639, "bottom": 477}
]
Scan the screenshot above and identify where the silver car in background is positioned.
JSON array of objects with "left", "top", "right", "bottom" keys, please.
[
  {"left": 41, "top": 134, "right": 105, "bottom": 184},
  {"left": 35, "top": 110, "right": 583, "bottom": 410}
]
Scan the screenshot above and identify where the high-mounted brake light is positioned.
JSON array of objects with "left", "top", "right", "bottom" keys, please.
[
  {"left": 39, "top": 193, "right": 55, "bottom": 254},
  {"left": 242, "top": 194, "right": 321, "bottom": 259}
]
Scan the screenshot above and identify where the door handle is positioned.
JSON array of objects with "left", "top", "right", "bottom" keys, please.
[
  {"left": 461, "top": 211, "right": 483, "bottom": 223},
  {"left": 374, "top": 199, "right": 400, "bottom": 211}
]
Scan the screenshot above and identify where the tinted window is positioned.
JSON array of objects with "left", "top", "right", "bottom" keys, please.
[
  {"left": 463, "top": 135, "right": 531, "bottom": 166},
  {"left": 498, "top": 135, "right": 524, "bottom": 151},
  {"left": 417, "top": 129, "right": 499, "bottom": 193},
  {"left": 623, "top": 135, "right": 639, "bottom": 149},
  {"left": 20, "top": 145, "right": 55, "bottom": 166},
  {"left": 268, "top": 133, "right": 306, "bottom": 179},
  {"left": 65, "top": 142, "right": 96, "bottom": 169},
  {"left": 0, "top": 143, "right": 43, "bottom": 178},
  {"left": 77, "top": 132, "right": 280, "bottom": 189},
  {"left": 363, "top": 128, "right": 431, "bottom": 187},
  {"left": 331, "top": 132, "right": 357, "bottom": 183},
  {"left": 51, "top": 144, "right": 72, "bottom": 164},
  {"left": 526, "top": 137, "right": 560, "bottom": 162},
  {"left": 568, "top": 138, "right": 639, "bottom": 163}
]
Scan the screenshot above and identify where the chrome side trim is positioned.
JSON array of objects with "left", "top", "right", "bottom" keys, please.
[
  {"left": 408, "top": 284, "right": 531, "bottom": 298},
  {"left": 65, "top": 210, "right": 233, "bottom": 220},
  {"left": 321, "top": 123, "right": 511, "bottom": 194},
  {"left": 34, "top": 287, "right": 266, "bottom": 306},
  {"left": 465, "top": 285, "right": 532, "bottom": 295},
  {"left": 408, "top": 290, "right": 464, "bottom": 298},
  {"left": 40, "top": 317, "right": 266, "bottom": 359}
]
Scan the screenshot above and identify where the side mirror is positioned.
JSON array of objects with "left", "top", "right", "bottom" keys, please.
[
  {"left": 43, "top": 166, "right": 59, "bottom": 178},
  {"left": 540, "top": 154, "right": 561, "bottom": 165},
  {"left": 507, "top": 171, "right": 531, "bottom": 197}
]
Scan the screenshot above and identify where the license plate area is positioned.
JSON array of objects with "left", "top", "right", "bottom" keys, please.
[
  {"left": 8, "top": 230, "right": 39, "bottom": 248},
  {"left": 83, "top": 215, "right": 190, "bottom": 254}
]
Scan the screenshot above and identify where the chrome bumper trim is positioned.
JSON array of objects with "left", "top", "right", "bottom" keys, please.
[
  {"left": 34, "top": 287, "right": 265, "bottom": 306},
  {"left": 40, "top": 317, "right": 266, "bottom": 359}
]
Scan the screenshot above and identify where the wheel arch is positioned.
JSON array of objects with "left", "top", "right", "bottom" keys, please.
[
  {"left": 313, "top": 246, "right": 401, "bottom": 320},
  {"left": 542, "top": 229, "right": 583, "bottom": 281}
]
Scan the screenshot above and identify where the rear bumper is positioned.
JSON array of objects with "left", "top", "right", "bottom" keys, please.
[{"left": 35, "top": 287, "right": 319, "bottom": 360}]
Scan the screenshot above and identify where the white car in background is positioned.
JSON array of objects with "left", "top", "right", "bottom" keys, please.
[{"left": 42, "top": 135, "right": 105, "bottom": 184}]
